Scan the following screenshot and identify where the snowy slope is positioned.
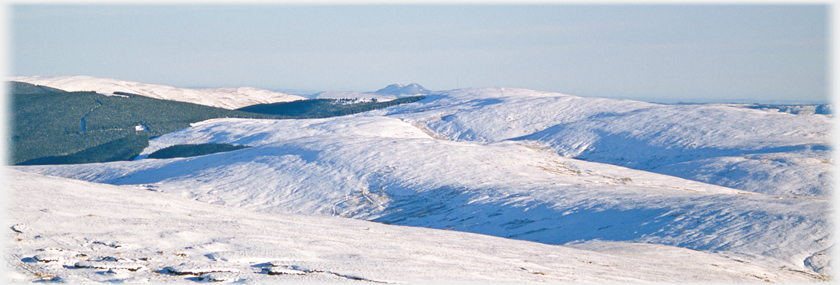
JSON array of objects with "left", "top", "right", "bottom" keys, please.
[
  {"left": 9, "top": 85, "right": 833, "bottom": 281},
  {"left": 8, "top": 75, "right": 305, "bottom": 109},
  {"left": 7, "top": 170, "right": 822, "bottom": 283},
  {"left": 369, "top": 88, "right": 833, "bottom": 197},
  {"left": 16, "top": 115, "right": 832, "bottom": 276}
]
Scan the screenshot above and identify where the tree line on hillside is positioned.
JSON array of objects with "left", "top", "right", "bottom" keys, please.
[
  {"left": 9, "top": 81, "right": 426, "bottom": 165},
  {"left": 235, "top": 96, "right": 425, "bottom": 117}
]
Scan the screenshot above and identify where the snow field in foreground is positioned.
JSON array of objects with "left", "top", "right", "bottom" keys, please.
[{"left": 6, "top": 170, "right": 825, "bottom": 283}]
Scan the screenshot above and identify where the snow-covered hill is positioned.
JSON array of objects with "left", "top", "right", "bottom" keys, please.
[
  {"left": 7, "top": 170, "right": 822, "bottom": 283},
  {"left": 17, "top": 116, "right": 832, "bottom": 276},
  {"left": 8, "top": 75, "right": 305, "bottom": 109},
  {"left": 9, "top": 83, "right": 833, "bottom": 282},
  {"left": 370, "top": 88, "right": 833, "bottom": 197}
]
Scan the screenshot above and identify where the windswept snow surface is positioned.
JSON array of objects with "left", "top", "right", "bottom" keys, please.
[
  {"left": 7, "top": 170, "right": 823, "bottom": 283},
  {"left": 11, "top": 86, "right": 833, "bottom": 282},
  {"left": 8, "top": 75, "right": 305, "bottom": 109},
  {"left": 370, "top": 88, "right": 833, "bottom": 197}
]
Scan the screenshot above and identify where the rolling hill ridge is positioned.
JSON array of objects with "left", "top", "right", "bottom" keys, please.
[{"left": 8, "top": 76, "right": 834, "bottom": 282}]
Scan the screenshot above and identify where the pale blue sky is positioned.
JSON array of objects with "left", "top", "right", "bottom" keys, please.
[{"left": 10, "top": 4, "right": 829, "bottom": 103}]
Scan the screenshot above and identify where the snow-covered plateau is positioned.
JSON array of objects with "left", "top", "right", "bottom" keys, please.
[
  {"left": 7, "top": 79, "right": 834, "bottom": 283},
  {"left": 8, "top": 75, "right": 305, "bottom": 109}
]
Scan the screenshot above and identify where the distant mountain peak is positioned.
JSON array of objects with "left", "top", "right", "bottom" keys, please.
[{"left": 375, "top": 83, "right": 430, "bottom": 95}]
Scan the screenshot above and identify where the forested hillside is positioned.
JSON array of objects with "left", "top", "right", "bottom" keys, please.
[
  {"left": 10, "top": 86, "right": 282, "bottom": 164},
  {"left": 10, "top": 82, "right": 424, "bottom": 165}
]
